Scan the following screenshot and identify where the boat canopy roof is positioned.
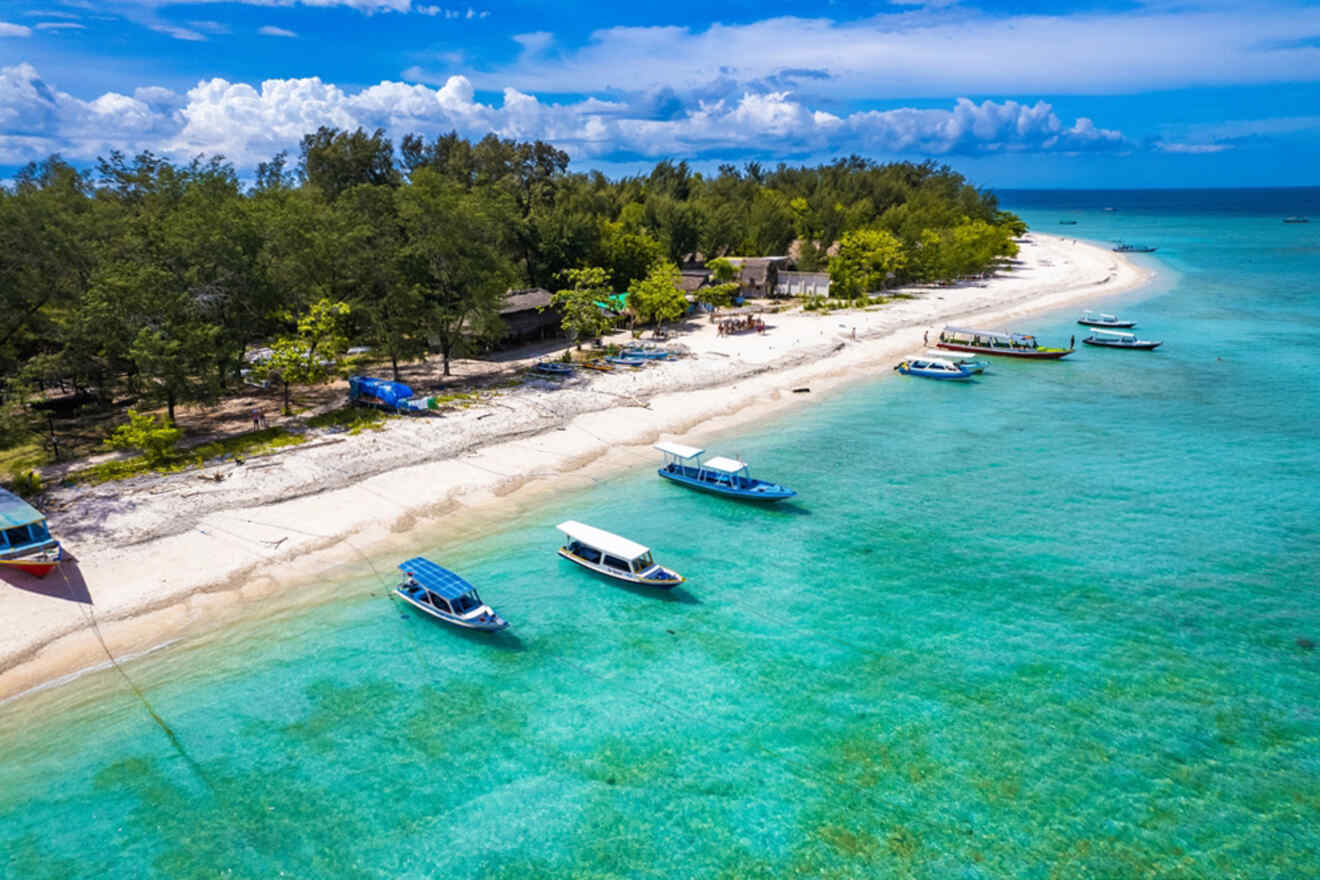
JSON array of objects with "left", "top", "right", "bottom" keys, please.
[
  {"left": 925, "top": 350, "right": 981, "bottom": 361},
  {"left": 1091, "top": 328, "right": 1136, "bottom": 338},
  {"left": 654, "top": 441, "right": 704, "bottom": 460},
  {"left": 557, "top": 520, "right": 649, "bottom": 561},
  {"left": 1082, "top": 311, "right": 1117, "bottom": 320},
  {"left": 0, "top": 488, "right": 44, "bottom": 529},
  {"left": 703, "top": 456, "right": 748, "bottom": 474},
  {"left": 942, "top": 325, "right": 1033, "bottom": 342},
  {"left": 398, "top": 556, "right": 478, "bottom": 600}
]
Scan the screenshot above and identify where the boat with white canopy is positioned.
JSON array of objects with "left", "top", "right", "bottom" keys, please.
[
  {"left": 937, "top": 326, "right": 1073, "bottom": 359},
  {"left": 923, "top": 350, "right": 988, "bottom": 374},
  {"left": 556, "top": 520, "right": 684, "bottom": 588},
  {"left": 1077, "top": 311, "right": 1136, "bottom": 329},
  {"left": 394, "top": 556, "right": 508, "bottom": 631},
  {"left": 895, "top": 356, "right": 976, "bottom": 380},
  {"left": 1081, "top": 329, "right": 1163, "bottom": 350},
  {"left": 654, "top": 442, "right": 797, "bottom": 502}
]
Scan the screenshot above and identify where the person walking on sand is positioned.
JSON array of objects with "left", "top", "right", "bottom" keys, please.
[
  {"left": 923, "top": 330, "right": 928, "bottom": 346},
  {"left": 251, "top": 408, "right": 262, "bottom": 431}
]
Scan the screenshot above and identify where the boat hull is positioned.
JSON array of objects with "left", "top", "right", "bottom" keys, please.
[
  {"left": 1077, "top": 319, "right": 1136, "bottom": 329},
  {"left": 394, "top": 588, "right": 508, "bottom": 631},
  {"left": 0, "top": 544, "right": 62, "bottom": 579},
  {"left": 937, "top": 342, "right": 1072, "bottom": 359},
  {"left": 657, "top": 467, "right": 796, "bottom": 502},
  {"left": 557, "top": 548, "right": 683, "bottom": 588},
  {"left": 897, "top": 364, "right": 974, "bottom": 380},
  {"left": 1082, "top": 339, "right": 1163, "bottom": 350}
]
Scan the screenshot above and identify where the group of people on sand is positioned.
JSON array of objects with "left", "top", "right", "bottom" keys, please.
[{"left": 717, "top": 316, "right": 765, "bottom": 336}]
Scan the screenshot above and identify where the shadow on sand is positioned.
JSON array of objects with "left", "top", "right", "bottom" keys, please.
[{"left": 1, "top": 556, "right": 93, "bottom": 605}]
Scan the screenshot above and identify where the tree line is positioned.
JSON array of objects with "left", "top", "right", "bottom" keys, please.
[{"left": 0, "top": 127, "right": 1024, "bottom": 435}]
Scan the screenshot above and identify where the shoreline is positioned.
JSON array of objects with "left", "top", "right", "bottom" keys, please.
[{"left": 0, "top": 232, "right": 1157, "bottom": 703}]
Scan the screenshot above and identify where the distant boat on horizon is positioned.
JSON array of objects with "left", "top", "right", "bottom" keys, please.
[
  {"left": 1283, "top": 216, "right": 1309, "bottom": 223},
  {"left": 1059, "top": 219, "right": 1078, "bottom": 225},
  {"left": 1113, "top": 242, "right": 1157, "bottom": 253}
]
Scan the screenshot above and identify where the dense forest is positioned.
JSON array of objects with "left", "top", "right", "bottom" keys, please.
[{"left": 0, "top": 126, "right": 1024, "bottom": 443}]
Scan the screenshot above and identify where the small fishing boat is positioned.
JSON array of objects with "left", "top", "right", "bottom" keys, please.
[
  {"left": 1077, "top": 310, "right": 1137, "bottom": 329},
  {"left": 0, "top": 488, "right": 63, "bottom": 578},
  {"left": 604, "top": 355, "right": 646, "bottom": 368},
  {"left": 895, "top": 357, "right": 976, "bottom": 381},
  {"left": 937, "top": 326, "right": 1073, "bottom": 359},
  {"left": 1058, "top": 219, "right": 1078, "bottom": 225},
  {"left": 1082, "top": 329, "right": 1163, "bottom": 350},
  {"left": 1283, "top": 217, "right": 1309, "bottom": 224},
  {"left": 1112, "top": 242, "right": 1157, "bottom": 253},
  {"left": 580, "top": 359, "right": 614, "bottom": 372},
  {"left": 923, "top": 350, "right": 987, "bottom": 374},
  {"left": 394, "top": 556, "right": 508, "bottom": 631},
  {"left": 621, "top": 348, "right": 676, "bottom": 360},
  {"left": 654, "top": 442, "right": 796, "bottom": 502},
  {"left": 533, "top": 361, "right": 575, "bottom": 376},
  {"left": 556, "top": 520, "right": 684, "bottom": 588}
]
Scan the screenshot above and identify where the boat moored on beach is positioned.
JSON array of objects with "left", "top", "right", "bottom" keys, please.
[
  {"left": 0, "top": 488, "right": 63, "bottom": 579},
  {"left": 1078, "top": 310, "right": 1136, "bottom": 328},
  {"left": 394, "top": 556, "right": 508, "bottom": 631},
  {"left": 604, "top": 355, "right": 646, "bottom": 368},
  {"left": 1081, "top": 329, "right": 1164, "bottom": 350},
  {"left": 1112, "top": 242, "right": 1157, "bottom": 253},
  {"left": 556, "top": 520, "right": 684, "bottom": 588},
  {"left": 533, "top": 361, "right": 575, "bottom": 376},
  {"left": 895, "top": 357, "right": 977, "bottom": 380},
  {"left": 654, "top": 442, "right": 797, "bottom": 502},
  {"left": 937, "top": 326, "right": 1073, "bottom": 359}
]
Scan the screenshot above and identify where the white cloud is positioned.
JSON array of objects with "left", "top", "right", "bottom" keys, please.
[
  {"left": 259, "top": 25, "right": 299, "bottom": 37},
  {"left": 0, "top": 62, "right": 1130, "bottom": 170},
  {"left": 1152, "top": 141, "right": 1232, "bottom": 154},
  {"left": 453, "top": 6, "right": 1320, "bottom": 100},
  {"left": 150, "top": 23, "right": 206, "bottom": 41},
  {"left": 33, "top": 21, "right": 86, "bottom": 30},
  {"left": 0, "top": 21, "right": 33, "bottom": 37},
  {"left": 415, "top": 5, "right": 489, "bottom": 18}
]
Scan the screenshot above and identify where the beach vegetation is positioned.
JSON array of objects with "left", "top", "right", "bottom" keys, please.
[
  {"left": 305, "top": 405, "right": 389, "bottom": 434},
  {"left": 77, "top": 427, "right": 306, "bottom": 485},
  {"left": 829, "top": 228, "right": 907, "bottom": 298},
  {"left": 106, "top": 409, "right": 182, "bottom": 464},
  {"left": 628, "top": 262, "right": 688, "bottom": 330},
  {"left": 257, "top": 299, "right": 352, "bottom": 415},
  {"left": 552, "top": 267, "right": 616, "bottom": 348}
]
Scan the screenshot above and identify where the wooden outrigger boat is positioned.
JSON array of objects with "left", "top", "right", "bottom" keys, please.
[
  {"left": 937, "top": 326, "right": 1073, "bottom": 359},
  {"left": 604, "top": 355, "right": 646, "bottom": 368},
  {"left": 654, "top": 442, "right": 797, "bottom": 502},
  {"left": 580, "top": 359, "right": 614, "bottom": 372},
  {"left": 556, "top": 520, "right": 684, "bottom": 588},
  {"left": 0, "top": 488, "right": 63, "bottom": 578},
  {"left": 394, "top": 556, "right": 508, "bottom": 631},
  {"left": 620, "top": 348, "right": 676, "bottom": 361},
  {"left": 895, "top": 357, "right": 977, "bottom": 381},
  {"left": 1081, "top": 329, "right": 1163, "bottom": 350},
  {"left": 1078, "top": 310, "right": 1136, "bottom": 329}
]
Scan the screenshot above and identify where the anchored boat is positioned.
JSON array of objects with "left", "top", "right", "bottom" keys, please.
[
  {"left": 556, "top": 520, "right": 684, "bottom": 588},
  {"left": 1112, "top": 242, "right": 1157, "bottom": 253},
  {"left": 0, "top": 488, "right": 62, "bottom": 578},
  {"left": 654, "top": 442, "right": 797, "bottom": 502},
  {"left": 1081, "top": 329, "right": 1163, "bottom": 350},
  {"left": 394, "top": 556, "right": 508, "bottom": 631},
  {"left": 923, "top": 350, "right": 988, "bottom": 374},
  {"left": 937, "top": 326, "right": 1073, "bottom": 359},
  {"left": 895, "top": 357, "right": 976, "bottom": 381},
  {"left": 1078, "top": 310, "right": 1136, "bottom": 329}
]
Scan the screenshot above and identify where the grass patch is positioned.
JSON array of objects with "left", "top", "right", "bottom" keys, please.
[
  {"left": 70, "top": 428, "right": 308, "bottom": 485},
  {"left": 0, "top": 439, "right": 51, "bottom": 476},
  {"left": 306, "top": 405, "right": 389, "bottom": 434}
]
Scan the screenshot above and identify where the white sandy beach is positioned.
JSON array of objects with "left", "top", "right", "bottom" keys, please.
[{"left": 0, "top": 233, "right": 1155, "bottom": 701}]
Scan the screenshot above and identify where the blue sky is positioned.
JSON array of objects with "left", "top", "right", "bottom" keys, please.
[{"left": 1, "top": 0, "right": 1318, "bottom": 186}]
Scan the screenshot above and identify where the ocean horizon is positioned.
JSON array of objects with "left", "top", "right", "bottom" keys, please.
[{"left": 2, "top": 188, "right": 1317, "bottom": 877}]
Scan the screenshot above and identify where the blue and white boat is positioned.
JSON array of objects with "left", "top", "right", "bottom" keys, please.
[
  {"left": 654, "top": 442, "right": 797, "bottom": 502},
  {"left": 394, "top": 556, "right": 508, "bottom": 631},
  {"left": 620, "top": 348, "right": 676, "bottom": 360},
  {"left": 556, "top": 520, "right": 684, "bottom": 588},
  {"left": 895, "top": 356, "right": 976, "bottom": 380},
  {"left": 923, "top": 350, "right": 988, "bottom": 374},
  {"left": 533, "top": 361, "right": 575, "bottom": 376},
  {"left": 604, "top": 355, "right": 646, "bottom": 367},
  {"left": 0, "top": 488, "right": 62, "bottom": 578}
]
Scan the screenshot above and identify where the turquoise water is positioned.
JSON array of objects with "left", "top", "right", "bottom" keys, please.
[{"left": 3, "top": 190, "right": 1319, "bottom": 877}]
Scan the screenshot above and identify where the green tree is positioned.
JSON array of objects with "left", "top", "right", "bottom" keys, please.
[
  {"left": 260, "top": 298, "right": 351, "bottom": 414},
  {"left": 696, "top": 257, "right": 741, "bottom": 308},
  {"left": 598, "top": 221, "right": 664, "bottom": 292},
  {"left": 829, "top": 228, "right": 907, "bottom": 299},
  {"left": 629, "top": 262, "right": 687, "bottom": 331},
  {"left": 107, "top": 409, "right": 182, "bottom": 464},
  {"left": 396, "top": 168, "right": 514, "bottom": 376},
  {"left": 552, "top": 267, "right": 615, "bottom": 348},
  {"left": 299, "top": 127, "right": 400, "bottom": 201}
]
